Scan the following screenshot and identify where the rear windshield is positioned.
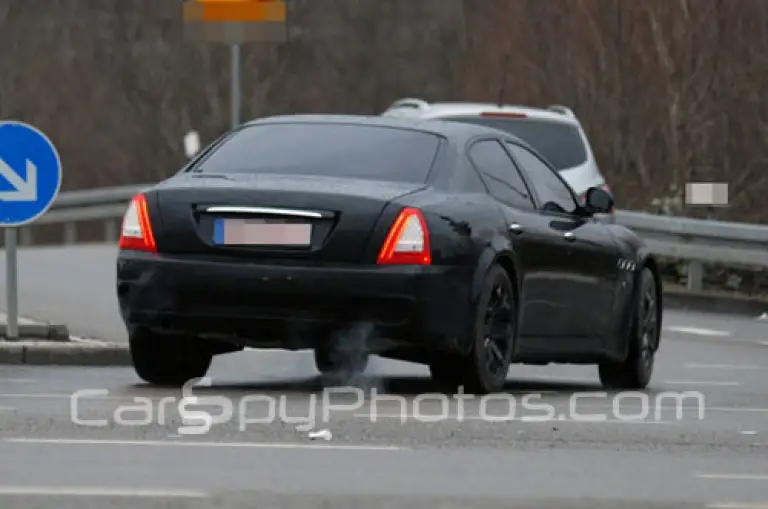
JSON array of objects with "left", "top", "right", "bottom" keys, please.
[
  {"left": 191, "top": 122, "right": 441, "bottom": 183},
  {"left": 444, "top": 116, "right": 587, "bottom": 171}
]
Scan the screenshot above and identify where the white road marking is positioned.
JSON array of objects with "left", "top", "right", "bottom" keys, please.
[
  {"left": 665, "top": 326, "right": 731, "bottom": 337},
  {"left": 761, "top": 341, "right": 768, "bottom": 346},
  {"left": 353, "top": 413, "right": 675, "bottom": 425},
  {"left": 525, "top": 375, "right": 595, "bottom": 383},
  {"left": 573, "top": 404, "right": 768, "bottom": 414},
  {"left": 3, "top": 437, "right": 407, "bottom": 451},
  {"left": 0, "top": 393, "right": 80, "bottom": 400},
  {"left": 685, "top": 364, "right": 761, "bottom": 370},
  {"left": 695, "top": 474, "right": 768, "bottom": 481},
  {"left": 0, "top": 393, "right": 166, "bottom": 402},
  {"left": 360, "top": 402, "right": 764, "bottom": 415},
  {"left": 354, "top": 413, "right": 492, "bottom": 421},
  {"left": 0, "top": 406, "right": 14, "bottom": 411},
  {"left": 739, "top": 431, "right": 758, "bottom": 435},
  {"left": 0, "top": 378, "right": 35, "bottom": 383},
  {"left": 708, "top": 504, "right": 768, "bottom": 509},
  {"left": 696, "top": 406, "right": 768, "bottom": 413},
  {"left": 664, "top": 380, "right": 740, "bottom": 387},
  {"left": 0, "top": 486, "right": 208, "bottom": 498}
]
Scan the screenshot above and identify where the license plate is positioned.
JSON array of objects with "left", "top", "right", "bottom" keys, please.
[{"left": 213, "top": 218, "right": 312, "bottom": 246}]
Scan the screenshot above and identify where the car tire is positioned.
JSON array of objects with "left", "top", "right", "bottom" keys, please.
[
  {"left": 129, "top": 328, "right": 213, "bottom": 387},
  {"left": 429, "top": 265, "right": 516, "bottom": 394},
  {"left": 598, "top": 267, "right": 660, "bottom": 390},
  {"left": 428, "top": 354, "right": 465, "bottom": 391}
]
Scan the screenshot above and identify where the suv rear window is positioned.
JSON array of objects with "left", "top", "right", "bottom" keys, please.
[
  {"left": 192, "top": 122, "right": 441, "bottom": 183},
  {"left": 444, "top": 116, "right": 587, "bottom": 171}
]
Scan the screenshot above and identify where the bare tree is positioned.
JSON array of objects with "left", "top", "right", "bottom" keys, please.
[{"left": 2, "top": 0, "right": 768, "bottom": 222}]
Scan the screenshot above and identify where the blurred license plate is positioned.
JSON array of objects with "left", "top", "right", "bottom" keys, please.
[{"left": 213, "top": 218, "right": 312, "bottom": 246}]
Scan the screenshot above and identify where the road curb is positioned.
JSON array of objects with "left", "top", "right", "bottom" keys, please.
[
  {"left": 663, "top": 287, "right": 768, "bottom": 316},
  {"left": 0, "top": 322, "right": 70, "bottom": 341},
  {"left": 0, "top": 338, "right": 131, "bottom": 366}
]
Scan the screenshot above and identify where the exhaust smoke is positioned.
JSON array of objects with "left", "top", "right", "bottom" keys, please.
[{"left": 320, "top": 321, "right": 386, "bottom": 392}]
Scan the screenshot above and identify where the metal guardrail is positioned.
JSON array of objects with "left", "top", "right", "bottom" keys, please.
[
  {"left": 8, "top": 184, "right": 768, "bottom": 292},
  {"left": 13, "top": 184, "right": 148, "bottom": 245}
]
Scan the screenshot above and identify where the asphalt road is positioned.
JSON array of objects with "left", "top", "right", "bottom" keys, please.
[
  {"left": 0, "top": 320, "right": 767, "bottom": 507},
  {"left": 0, "top": 244, "right": 124, "bottom": 341},
  {"left": 1, "top": 244, "right": 768, "bottom": 507}
]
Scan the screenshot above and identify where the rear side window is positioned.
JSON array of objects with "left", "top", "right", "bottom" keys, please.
[
  {"left": 192, "top": 123, "right": 441, "bottom": 184},
  {"left": 468, "top": 140, "right": 534, "bottom": 210},
  {"left": 444, "top": 116, "right": 587, "bottom": 171},
  {"left": 506, "top": 143, "right": 578, "bottom": 215}
]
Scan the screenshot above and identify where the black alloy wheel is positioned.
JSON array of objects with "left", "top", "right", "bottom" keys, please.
[
  {"left": 482, "top": 279, "right": 515, "bottom": 380},
  {"left": 599, "top": 267, "right": 659, "bottom": 389},
  {"left": 430, "top": 265, "right": 516, "bottom": 394}
]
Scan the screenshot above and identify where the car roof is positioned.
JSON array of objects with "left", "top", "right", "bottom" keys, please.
[
  {"left": 244, "top": 114, "right": 537, "bottom": 148},
  {"left": 383, "top": 100, "right": 578, "bottom": 125}
]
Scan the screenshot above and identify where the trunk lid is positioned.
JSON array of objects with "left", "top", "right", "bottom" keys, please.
[{"left": 152, "top": 173, "right": 426, "bottom": 263}]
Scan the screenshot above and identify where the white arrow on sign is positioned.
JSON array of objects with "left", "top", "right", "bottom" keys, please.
[{"left": 0, "top": 159, "right": 37, "bottom": 201}]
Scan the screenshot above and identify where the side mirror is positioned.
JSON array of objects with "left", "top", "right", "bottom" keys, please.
[{"left": 584, "top": 187, "right": 614, "bottom": 214}]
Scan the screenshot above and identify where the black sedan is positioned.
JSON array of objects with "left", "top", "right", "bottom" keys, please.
[{"left": 116, "top": 115, "right": 662, "bottom": 394}]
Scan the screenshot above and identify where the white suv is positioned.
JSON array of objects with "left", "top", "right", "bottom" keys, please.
[{"left": 381, "top": 98, "right": 611, "bottom": 203}]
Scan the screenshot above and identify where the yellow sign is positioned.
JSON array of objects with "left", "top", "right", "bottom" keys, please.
[
  {"left": 183, "top": 0, "right": 287, "bottom": 43},
  {"left": 183, "top": 0, "right": 286, "bottom": 23}
]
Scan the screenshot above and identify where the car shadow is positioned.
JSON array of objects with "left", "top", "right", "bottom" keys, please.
[{"left": 128, "top": 374, "right": 671, "bottom": 397}]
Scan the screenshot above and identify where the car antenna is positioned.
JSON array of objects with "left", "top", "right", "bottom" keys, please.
[{"left": 497, "top": 52, "right": 511, "bottom": 107}]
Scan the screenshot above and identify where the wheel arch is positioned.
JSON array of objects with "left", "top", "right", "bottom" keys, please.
[
  {"left": 470, "top": 243, "right": 520, "bottom": 309},
  {"left": 495, "top": 253, "right": 520, "bottom": 308},
  {"left": 466, "top": 243, "right": 521, "bottom": 352}
]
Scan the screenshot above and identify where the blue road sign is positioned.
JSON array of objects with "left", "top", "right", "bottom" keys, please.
[{"left": 0, "top": 121, "right": 62, "bottom": 226}]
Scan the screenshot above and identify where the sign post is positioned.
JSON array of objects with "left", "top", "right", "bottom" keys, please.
[
  {"left": 0, "top": 121, "right": 62, "bottom": 340},
  {"left": 4, "top": 227, "right": 17, "bottom": 339},
  {"left": 183, "top": 0, "right": 288, "bottom": 130},
  {"left": 230, "top": 43, "right": 241, "bottom": 130}
]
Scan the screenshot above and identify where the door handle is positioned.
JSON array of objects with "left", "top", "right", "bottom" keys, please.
[
  {"left": 509, "top": 223, "right": 523, "bottom": 234},
  {"left": 563, "top": 231, "right": 576, "bottom": 242}
]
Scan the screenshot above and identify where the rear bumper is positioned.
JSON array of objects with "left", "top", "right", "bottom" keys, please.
[{"left": 117, "top": 250, "right": 473, "bottom": 353}]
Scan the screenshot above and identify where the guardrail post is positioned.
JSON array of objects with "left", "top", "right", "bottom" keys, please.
[
  {"left": 687, "top": 261, "right": 703, "bottom": 292},
  {"left": 104, "top": 219, "right": 118, "bottom": 242},
  {"left": 63, "top": 222, "right": 77, "bottom": 244}
]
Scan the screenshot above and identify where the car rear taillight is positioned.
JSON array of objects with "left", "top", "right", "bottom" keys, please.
[
  {"left": 377, "top": 207, "right": 431, "bottom": 265},
  {"left": 119, "top": 194, "right": 157, "bottom": 253}
]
